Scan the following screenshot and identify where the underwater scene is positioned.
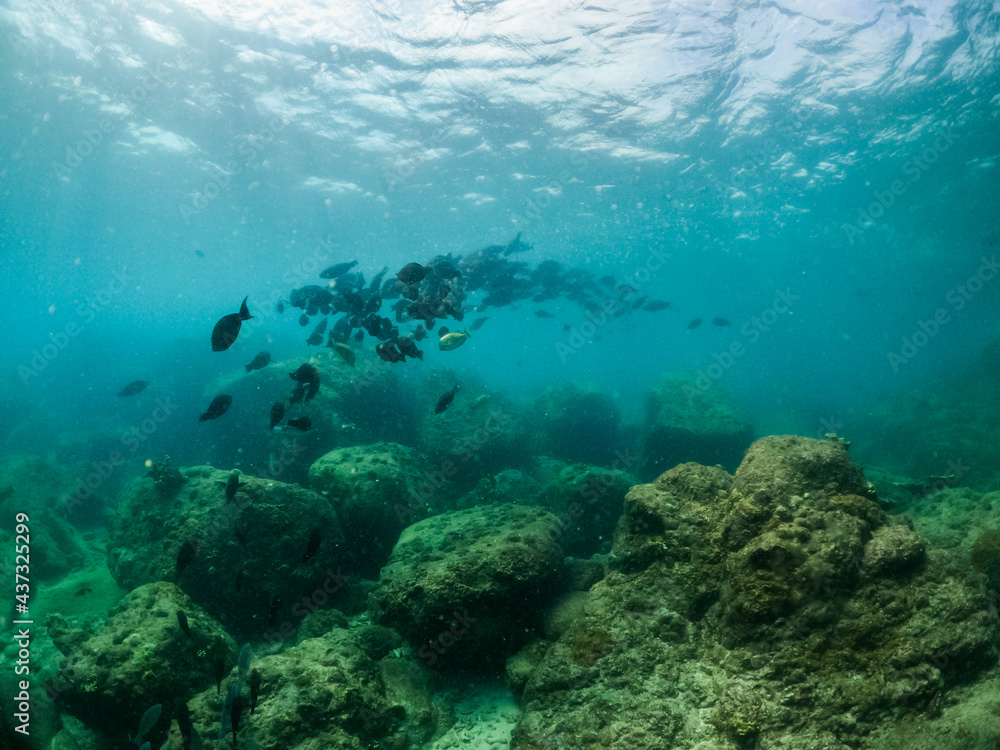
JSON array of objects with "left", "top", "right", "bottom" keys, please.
[{"left": 1, "top": 1, "right": 1000, "bottom": 748}]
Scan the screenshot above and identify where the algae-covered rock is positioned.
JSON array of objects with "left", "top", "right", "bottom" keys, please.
[
  {"left": 640, "top": 372, "right": 753, "bottom": 480},
  {"left": 511, "top": 436, "right": 998, "bottom": 750},
  {"left": 107, "top": 465, "right": 345, "bottom": 639},
  {"left": 371, "top": 504, "right": 565, "bottom": 668},
  {"left": 308, "top": 442, "right": 439, "bottom": 575},
  {"left": 185, "top": 628, "right": 421, "bottom": 750},
  {"left": 536, "top": 464, "right": 636, "bottom": 556},
  {"left": 533, "top": 381, "right": 622, "bottom": 464},
  {"left": 455, "top": 468, "right": 543, "bottom": 510},
  {"left": 50, "top": 582, "right": 234, "bottom": 742}
]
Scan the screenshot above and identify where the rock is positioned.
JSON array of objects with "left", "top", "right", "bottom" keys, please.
[
  {"left": 185, "top": 629, "right": 419, "bottom": 750},
  {"left": 640, "top": 372, "right": 753, "bottom": 480},
  {"left": 862, "top": 523, "right": 927, "bottom": 579},
  {"left": 533, "top": 381, "right": 622, "bottom": 464},
  {"left": 308, "top": 442, "right": 439, "bottom": 575},
  {"left": 511, "top": 436, "right": 998, "bottom": 750},
  {"left": 51, "top": 582, "right": 234, "bottom": 741},
  {"left": 506, "top": 640, "right": 552, "bottom": 696},
  {"left": 107, "top": 465, "right": 345, "bottom": 639},
  {"left": 455, "top": 468, "right": 542, "bottom": 510},
  {"left": 371, "top": 504, "right": 566, "bottom": 668},
  {"left": 536, "top": 465, "right": 636, "bottom": 556}
]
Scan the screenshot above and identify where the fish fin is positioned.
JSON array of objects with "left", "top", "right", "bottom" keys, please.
[{"left": 239, "top": 296, "right": 253, "bottom": 321}]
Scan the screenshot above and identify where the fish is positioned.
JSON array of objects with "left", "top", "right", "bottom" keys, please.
[
  {"left": 177, "top": 610, "right": 193, "bottom": 638},
  {"left": 303, "top": 529, "right": 322, "bottom": 562},
  {"left": 177, "top": 702, "right": 194, "bottom": 750},
  {"left": 225, "top": 472, "right": 240, "bottom": 502},
  {"left": 353, "top": 329, "right": 364, "bottom": 343},
  {"left": 413, "top": 324, "right": 426, "bottom": 341},
  {"left": 631, "top": 295, "right": 649, "bottom": 310},
  {"left": 468, "top": 316, "right": 488, "bottom": 331},
  {"left": 175, "top": 539, "right": 197, "bottom": 582},
  {"left": 712, "top": 317, "right": 731, "bottom": 327},
  {"left": 75, "top": 587, "right": 92, "bottom": 596},
  {"left": 118, "top": 380, "right": 149, "bottom": 397},
  {"left": 319, "top": 260, "right": 358, "bottom": 279},
  {"left": 269, "top": 402, "right": 285, "bottom": 430},
  {"left": 244, "top": 352, "right": 271, "bottom": 372},
  {"left": 439, "top": 331, "right": 470, "bottom": 351},
  {"left": 249, "top": 669, "right": 262, "bottom": 715},
  {"left": 330, "top": 342, "right": 356, "bottom": 367},
  {"left": 375, "top": 341, "right": 403, "bottom": 363},
  {"left": 534, "top": 310, "right": 555, "bottom": 318},
  {"left": 287, "top": 417, "right": 312, "bottom": 431},
  {"left": 687, "top": 318, "right": 703, "bottom": 330},
  {"left": 211, "top": 297, "right": 253, "bottom": 351},
  {"left": 435, "top": 384, "right": 459, "bottom": 414},
  {"left": 396, "top": 336, "right": 423, "bottom": 361},
  {"left": 199, "top": 395, "right": 233, "bottom": 421},
  {"left": 299, "top": 313, "right": 309, "bottom": 327},
  {"left": 195, "top": 250, "right": 204, "bottom": 258},
  {"left": 397, "top": 262, "right": 428, "bottom": 285},
  {"left": 438, "top": 326, "right": 449, "bottom": 337},
  {"left": 275, "top": 300, "right": 285, "bottom": 314},
  {"left": 643, "top": 300, "right": 671, "bottom": 312},
  {"left": 289, "top": 364, "right": 320, "bottom": 400},
  {"left": 230, "top": 694, "right": 243, "bottom": 748}
]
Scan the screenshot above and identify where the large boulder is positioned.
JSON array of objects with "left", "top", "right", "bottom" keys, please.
[
  {"left": 370, "top": 504, "right": 566, "bottom": 668},
  {"left": 640, "top": 372, "right": 753, "bottom": 480},
  {"left": 510, "top": 436, "right": 997, "bottom": 750},
  {"left": 308, "top": 442, "right": 441, "bottom": 576},
  {"left": 533, "top": 381, "right": 622, "bottom": 465},
  {"left": 108, "top": 464, "right": 346, "bottom": 639},
  {"left": 48, "top": 581, "right": 234, "bottom": 745}
]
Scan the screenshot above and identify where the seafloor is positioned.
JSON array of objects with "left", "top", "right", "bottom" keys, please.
[{"left": 3, "top": 353, "right": 1000, "bottom": 750}]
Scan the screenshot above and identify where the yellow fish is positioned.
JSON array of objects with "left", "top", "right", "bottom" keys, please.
[{"left": 438, "top": 330, "right": 470, "bottom": 351}]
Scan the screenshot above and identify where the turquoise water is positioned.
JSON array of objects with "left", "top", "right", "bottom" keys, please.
[{"left": 1, "top": 1, "right": 1000, "bottom": 748}]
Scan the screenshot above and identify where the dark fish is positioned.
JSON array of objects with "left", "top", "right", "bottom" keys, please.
[
  {"left": 631, "top": 295, "right": 649, "bottom": 310},
  {"left": 195, "top": 250, "right": 204, "bottom": 258},
  {"left": 75, "top": 587, "right": 92, "bottom": 596},
  {"left": 175, "top": 540, "right": 197, "bottom": 581},
  {"left": 230, "top": 694, "right": 243, "bottom": 747},
  {"left": 502, "top": 231, "right": 532, "bottom": 255},
  {"left": 306, "top": 331, "right": 323, "bottom": 346},
  {"left": 352, "top": 329, "right": 364, "bottom": 343},
  {"left": 199, "top": 395, "right": 232, "bottom": 421},
  {"left": 687, "top": 318, "right": 703, "bottom": 330},
  {"left": 643, "top": 300, "right": 671, "bottom": 312},
  {"left": 598, "top": 274, "right": 616, "bottom": 287},
  {"left": 289, "top": 364, "right": 320, "bottom": 401},
  {"left": 177, "top": 702, "right": 194, "bottom": 750},
  {"left": 269, "top": 402, "right": 285, "bottom": 430},
  {"left": 434, "top": 384, "right": 459, "bottom": 414},
  {"left": 438, "top": 326, "right": 449, "bottom": 337},
  {"left": 712, "top": 317, "right": 731, "bottom": 327},
  {"left": 177, "top": 610, "right": 193, "bottom": 638},
  {"left": 413, "top": 325, "right": 426, "bottom": 341},
  {"left": 534, "top": 310, "right": 555, "bottom": 318},
  {"left": 117, "top": 380, "right": 149, "bottom": 397},
  {"left": 249, "top": 669, "right": 262, "bottom": 715},
  {"left": 275, "top": 300, "right": 285, "bottom": 314},
  {"left": 299, "top": 313, "right": 309, "bottom": 327},
  {"left": 319, "top": 260, "right": 358, "bottom": 279},
  {"left": 397, "top": 262, "right": 427, "bottom": 285},
  {"left": 288, "top": 384, "right": 305, "bottom": 404},
  {"left": 375, "top": 341, "right": 403, "bottom": 363},
  {"left": 244, "top": 352, "right": 271, "bottom": 372},
  {"left": 313, "top": 317, "right": 328, "bottom": 335},
  {"left": 303, "top": 529, "right": 322, "bottom": 562},
  {"left": 330, "top": 342, "right": 356, "bottom": 367},
  {"left": 287, "top": 417, "right": 312, "bottom": 431},
  {"left": 468, "top": 316, "right": 488, "bottom": 331},
  {"left": 225, "top": 473, "right": 240, "bottom": 502},
  {"left": 211, "top": 296, "right": 253, "bottom": 351},
  {"left": 396, "top": 336, "right": 423, "bottom": 361}
]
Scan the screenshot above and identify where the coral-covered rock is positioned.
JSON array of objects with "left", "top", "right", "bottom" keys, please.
[
  {"left": 107, "top": 465, "right": 346, "bottom": 639},
  {"left": 50, "top": 582, "right": 234, "bottom": 742},
  {"left": 371, "top": 504, "right": 565, "bottom": 668},
  {"left": 640, "top": 372, "right": 753, "bottom": 480},
  {"left": 308, "top": 442, "right": 439, "bottom": 575},
  {"left": 455, "top": 469, "right": 542, "bottom": 510}
]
